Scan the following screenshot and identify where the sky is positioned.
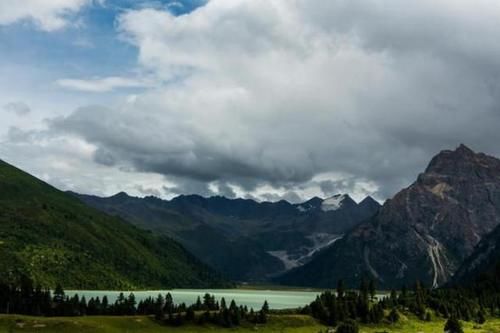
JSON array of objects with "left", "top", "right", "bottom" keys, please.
[{"left": 1, "top": 0, "right": 500, "bottom": 203}]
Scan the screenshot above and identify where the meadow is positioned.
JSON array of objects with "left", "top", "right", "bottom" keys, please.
[{"left": 1, "top": 314, "right": 499, "bottom": 333}]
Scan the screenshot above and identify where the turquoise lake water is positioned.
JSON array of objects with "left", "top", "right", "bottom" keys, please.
[{"left": 65, "top": 289, "right": 320, "bottom": 310}]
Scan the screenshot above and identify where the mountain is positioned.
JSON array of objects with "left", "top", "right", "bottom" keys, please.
[
  {"left": 0, "top": 159, "right": 228, "bottom": 289},
  {"left": 452, "top": 222, "right": 500, "bottom": 285},
  {"left": 358, "top": 196, "right": 382, "bottom": 217},
  {"left": 278, "top": 144, "right": 500, "bottom": 288},
  {"left": 73, "top": 192, "right": 380, "bottom": 282}
]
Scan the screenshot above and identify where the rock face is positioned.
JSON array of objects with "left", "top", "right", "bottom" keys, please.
[
  {"left": 452, "top": 222, "right": 500, "bottom": 285},
  {"left": 278, "top": 145, "right": 500, "bottom": 288},
  {"left": 74, "top": 192, "right": 380, "bottom": 282}
]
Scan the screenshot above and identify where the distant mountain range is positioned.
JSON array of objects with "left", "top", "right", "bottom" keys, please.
[
  {"left": 0, "top": 159, "right": 228, "bottom": 289},
  {"left": 279, "top": 145, "right": 500, "bottom": 288},
  {"left": 73, "top": 191, "right": 380, "bottom": 281},
  {"left": 4, "top": 143, "right": 498, "bottom": 290}
]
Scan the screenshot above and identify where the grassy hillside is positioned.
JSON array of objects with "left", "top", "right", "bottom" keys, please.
[
  {"left": 0, "top": 314, "right": 499, "bottom": 333},
  {"left": 0, "top": 159, "right": 228, "bottom": 289}
]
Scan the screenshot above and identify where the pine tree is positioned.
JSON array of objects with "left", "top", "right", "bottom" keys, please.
[
  {"left": 164, "top": 293, "right": 173, "bottom": 315},
  {"left": 195, "top": 296, "right": 202, "bottom": 311},
  {"left": 389, "top": 289, "right": 398, "bottom": 307},
  {"left": 258, "top": 310, "right": 267, "bottom": 324},
  {"left": 53, "top": 284, "right": 65, "bottom": 304},
  {"left": 185, "top": 306, "right": 195, "bottom": 321},
  {"left": 79, "top": 296, "right": 87, "bottom": 316},
  {"left": 102, "top": 296, "right": 109, "bottom": 314},
  {"left": 337, "top": 280, "right": 345, "bottom": 299},
  {"left": 203, "top": 293, "right": 212, "bottom": 310},
  {"left": 127, "top": 293, "right": 136, "bottom": 315},
  {"left": 220, "top": 297, "right": 227, "bottom": 310},
  {"left": 369, "top": 280, "right": 376, "bottom": 300},
  {"left": 154, "top": 294, "right": 165, "bottom": 320},
  {"left": 262, "top": 300, "right": 269, "bottom": 314}
]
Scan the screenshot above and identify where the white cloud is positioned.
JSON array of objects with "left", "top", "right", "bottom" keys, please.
[
  {"left": 56, "top": 76, "right": 154, "bottom": 92},
  {"left": 0, "top": 0, "right": 92, "bottom": 31},
  {"left": 5, "top": 0, "right": 500, "bottom": 201}
]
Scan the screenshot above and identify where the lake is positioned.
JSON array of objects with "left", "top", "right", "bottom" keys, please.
[{"left": 65, "top": 289, "right": 320, "bottom": 310}]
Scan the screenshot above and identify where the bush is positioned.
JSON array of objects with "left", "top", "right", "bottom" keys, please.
[
  {"left": 336, "top": 319, "right": 359, "bottom": 333},
  {"left": 444, "top": 317, "right": 463, "bottom": 333},
  {"left": 475, "top": 310, "right": 486, "bottom": 324},
  {"left": 388, "top": 308, "right": 400, "bottom": 323}
]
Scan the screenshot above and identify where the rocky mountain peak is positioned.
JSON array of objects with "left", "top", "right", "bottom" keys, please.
[
  {"left": 359, "top": 196, "right": 379, "bottom": 206},
  {"left": 424, "top": 144, "right": 500, "bottom": 177},
  {"left": 321, "top": 194, "right": 356, "bottom": 212},
  {"left": 110, "top": 191, "right": 131, "bottom": 200},
  {"left": 279, "top": 145, "right": 500, "bottom": 288},
  {"left": 358, "top": 196, "right": 381, "bottom": 215}
]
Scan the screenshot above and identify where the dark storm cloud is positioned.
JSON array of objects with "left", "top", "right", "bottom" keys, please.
[
  {"left": 162, "top": 179, "right": 214, "bottom": 198},
  {"left": 35, "top": 0, "right": 500, "bottom": 200},
  {"left": 50, "top": 105, "right": 315, "bottom": 191},
  {"left": 93, "top": 148, "right": 117, "bottom": 167}
]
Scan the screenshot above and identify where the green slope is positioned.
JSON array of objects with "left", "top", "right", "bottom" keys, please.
[{"left": 0, "top": 159, "right": 228, "bottom": 289}]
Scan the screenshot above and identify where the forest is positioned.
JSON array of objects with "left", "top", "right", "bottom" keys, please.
[
  {"left": 1, "top": 264, "right": 500, "bottom": 333},
  {"left": 0, "top": 276, "right": 268, "bottom": 328}
]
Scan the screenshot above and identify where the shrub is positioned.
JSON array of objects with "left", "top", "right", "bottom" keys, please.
[
  {"left": 336, "top": 319, "right": 359, "bottom": 333},
  {"left": 444, "top": 317, "right": 463, "bottom": 333},
  {"left": 388, "top": 308, "right": 400, "bottom": 323}
]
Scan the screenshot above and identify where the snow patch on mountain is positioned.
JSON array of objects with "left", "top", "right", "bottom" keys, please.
[
  {"left": 321, "top": 194, "right": 349, "bottom": 212},
  {"left": 296, "top": 205, "right": 308, "bottom": 212},
  {"left": 268, "top": 233, "right": 343, "bottom": 271},
  {"left": 267, "top": 251, "right": 301, "bottom": 270}
]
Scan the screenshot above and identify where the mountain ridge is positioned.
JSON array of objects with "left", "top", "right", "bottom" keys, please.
[
  {"left": 278, "top": 144, "right": 500, "bottom": 288},
  {"left": 73, "top": 190, "right": 380, "bottom": 282}
]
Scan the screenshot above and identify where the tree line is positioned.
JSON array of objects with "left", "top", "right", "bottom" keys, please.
[
  {"left": 0, "top": 276, "right": 268, "bottom": 328},
  {"left": 307, "top": 273, "right": 500, "bottom": 333}
]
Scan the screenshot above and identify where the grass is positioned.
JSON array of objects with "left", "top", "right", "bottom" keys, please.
[{"left": 0, "top": 314, "right": 499, "bottom": 333}]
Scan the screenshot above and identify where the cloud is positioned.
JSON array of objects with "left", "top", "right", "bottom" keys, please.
[
  {"left": 134, "top": 184, "right": 162, "bottom": 197},
  {"left": 56, "top": 76, "right": 154, "bottom": 93},
  {"left": 214, "top": 181, "right": 237, "bottom": 199},
  {"left": 0, "top": 0, "right": 93, "bottom": 31},
  {"left": 6, "top": 0, "right": 500, "bottom": 202},
  {"left": 3, "top": 102, "right": 31, "bottom": 116},
  {"left": 260, "top": 191, "right": 303, "bottom": 204}
]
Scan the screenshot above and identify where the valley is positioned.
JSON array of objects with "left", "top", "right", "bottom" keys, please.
[
  {"left": 2, "top": 145, "right": 500, "bottom": 333},
  {"left": 73, "top": 192, "right": 379, "bottom": 282},
  {"left": 3, "top": 0, "right": 500, "bottom": 331}
]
